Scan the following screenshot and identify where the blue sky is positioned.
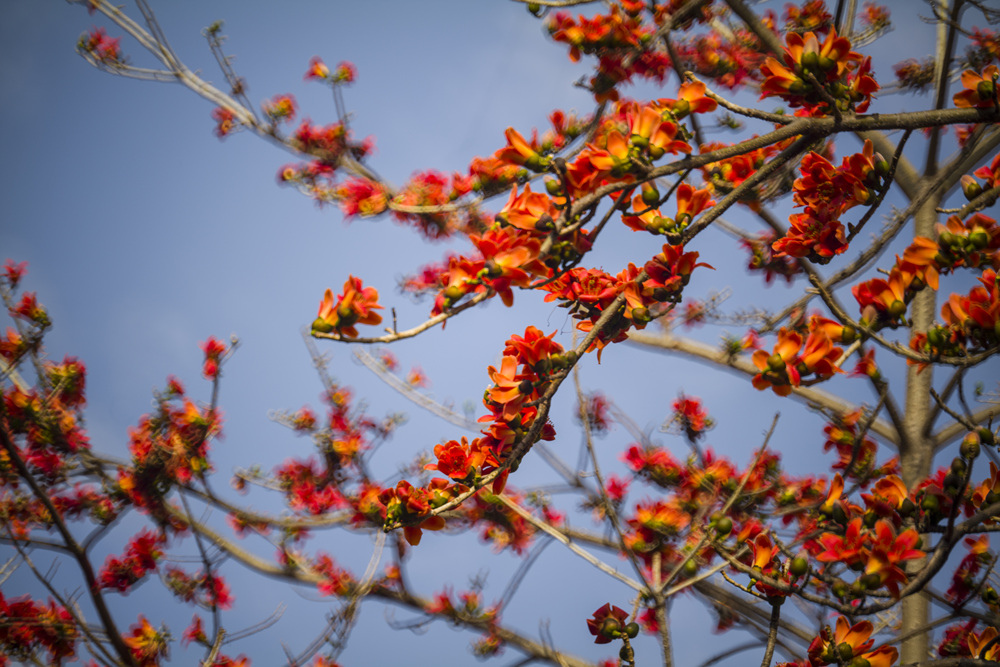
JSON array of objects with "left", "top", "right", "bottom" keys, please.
[{"left": 1, "top": 2, "right": 993, "bottom": 666}]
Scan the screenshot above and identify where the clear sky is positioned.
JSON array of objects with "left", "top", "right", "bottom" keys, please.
[{"left": 0, "top": 2, "right": 991, "bottom": 666}]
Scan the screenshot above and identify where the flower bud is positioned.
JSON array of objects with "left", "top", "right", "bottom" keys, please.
[
  {"left": 961, "top": 431, "right": 981, "bottom": 459},
  {"left": 630, "top": 134, "right": 649, "bottom": 150},
  {"left": 312, "top": 318, "right": 334, "bottom": 334},
  {"left": 962, "top": 175, "right": 983, "bottom": 201},
  {"left": 641, "top": 183, "right": 660, "bottom": 206},
  {"left": 767, "top": 354, "right": 785, "bottom": 372},
  {"left": 631, "top": 307, "right": 652, "bottom": 324},
  {"left": 838, "top": 642, "right": 856, "bottom": 662},
  {"left": 977, "top": 79, "right": 995, "bottom": 100},
  {"left": 599, "top": 617, "right": 622, "bottom": 638}
]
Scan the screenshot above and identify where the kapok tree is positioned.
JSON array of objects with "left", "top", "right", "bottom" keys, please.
[{"left": 3, "top": 0, "right": 1000, "bottom": 665}]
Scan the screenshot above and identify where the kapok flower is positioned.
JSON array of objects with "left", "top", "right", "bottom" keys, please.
[
  {"left": 953, "top": 65, "right": 999, "bottom": 109},
  {"left": 807, "top": 616, "right": 899, "bottom": 667},
  {"left": 496, "top": 127, "right": 547, "bottom": 171},
  {"left": 968, "top": 626, "right": 1000, "bottom": 661},
  {"left": 498, "top": 184, "right": 558, "bottom": 231},
  {"left": 487, "top": 355, "right": 530, "bottom": 422},
  {"left": 125, "top": 616, "right": 170, "bottom": 666},
  {"left": 304, "top": 56, "right": 330, "bottom": 80},
  {"left": 313, "top": 276, "right": 383, "bottom": 338},
  {"left": 586, "top": 603, "right": 630, "bottom": 644},
  {"left": 852, "top": 266, "right": 909, "bottom": 326},
  {"left": 262, "top": 94, "right": 296, "bottom": 124},
  {"left": 660, "top": 80, "right": 718, "bottom": 118},
  {"left": 333, "top": 61, "right": 357, "bottom": 83},
  {"left": 425, "top": 437, "right": 487, "bottom": 483},
  {"left": 211, "top": 107, "right": 238, "bottom": 138},
  {"left": 751, "top": 328, "right": 804, "bottom": 396},
  {"left": 864, "top": 521, "right": 924, "bottom": 597}
]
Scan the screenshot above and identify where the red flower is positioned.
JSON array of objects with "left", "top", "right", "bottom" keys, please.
[
  {"left": 211, "top": 107, "right": 238, "bottom": 138},
  {"left": 124, "top": 616, "right": 169, "bottom": 666},
  {"left": 313, "top": 276, "right": 384, "bottom": 338},
  {"left": 304, "top": 56, "right": 330, "bottom": 80},
  {"left": 200, "top": 337, "right": 228, "bottom": 380},
  {"left": 586, "top": 603, "right": 629, "bottom": 644}
]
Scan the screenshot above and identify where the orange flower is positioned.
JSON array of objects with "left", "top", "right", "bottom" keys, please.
[
  {"left": 487, "top": 355, "right": 529, "bottom": 421},
  {"left": 953, "top": 65, "right": 999, "bottom": 108},
  {"left": 659, "top": 81, "right": 717, "bottom": 118},
  {"left": 124, "top": 616, "right": 169, "bottom": 666},
  {"left": 498, "top": 184, "right": 558, "bottom": 231},
  {"left": 495, "top": 127, "right": 546, "bottom": 171},
  {"left": 304, "top": 56, "right": 330, "bottom": 80},
  {"left": 313, "top": 276, "right": 383, "bottom": 338},
  {"left": 969, "top": 627, "right": 1000, "bottom": 661},
  {"left": 751, "top": 328, "right": 803, "bottom": 396},
  {"left": 852, "top": 266, "right": 908, "bottom": 326},
  {"left": 865, "top": 521, "right": 924, "bottom": 597}
]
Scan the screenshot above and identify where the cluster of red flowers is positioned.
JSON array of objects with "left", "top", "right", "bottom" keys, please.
[
  {"left": 760, "top": 29, "right": 879, "bottom": 116},
  {"left": 700, "top": 135, "right": 798, "bottom": 211},
  {"left": 546, "top": 6, "right": 670, "bottom": 101},
  {"left": 749, "top": 315, "right": 852, "bottom": 396},
  {"left": 118, "top": 372, "right": 222, "bottom": 513},
  {"left": 741, "top": 232, "right": 801, "bottom": 284},
  {"left": 667, "top": 394, "right": 713, "bottom": 443},
  {"left": 99, "top": 529, "right": 165, "bottom": 592},
  {"left": 774, "top": 139, "right": 886, "bottom": 261},
  {"left": 796, "top": 616, "right": 898, "bottom": 667},
  {"left": 262, "top": 93, "right": 296, "bottom": 124},
  {"left": 823, "top": 409, "right": 898, "bottom": 483},
  {"left": 304, "top": 56, "right": 356, "bottom": 85},
  {"left": 0, "top": 593, "right": 78, "bottom": 665},
  {"left": 311, "top": 275, "right": 383, "bottom": 338},
  {"left": 893, "top": 57, "right": 935, "bottom": 93},
  {"left": 77, "top": 27, "right": 124, "bottom": 66},
  {"left": 847, "top": 208, "right": 1000, "bottom": 360}
]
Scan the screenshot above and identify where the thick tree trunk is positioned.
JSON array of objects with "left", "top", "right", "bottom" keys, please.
[{"left": 899, "top": 192, "right": 941, "bottom": 664}]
